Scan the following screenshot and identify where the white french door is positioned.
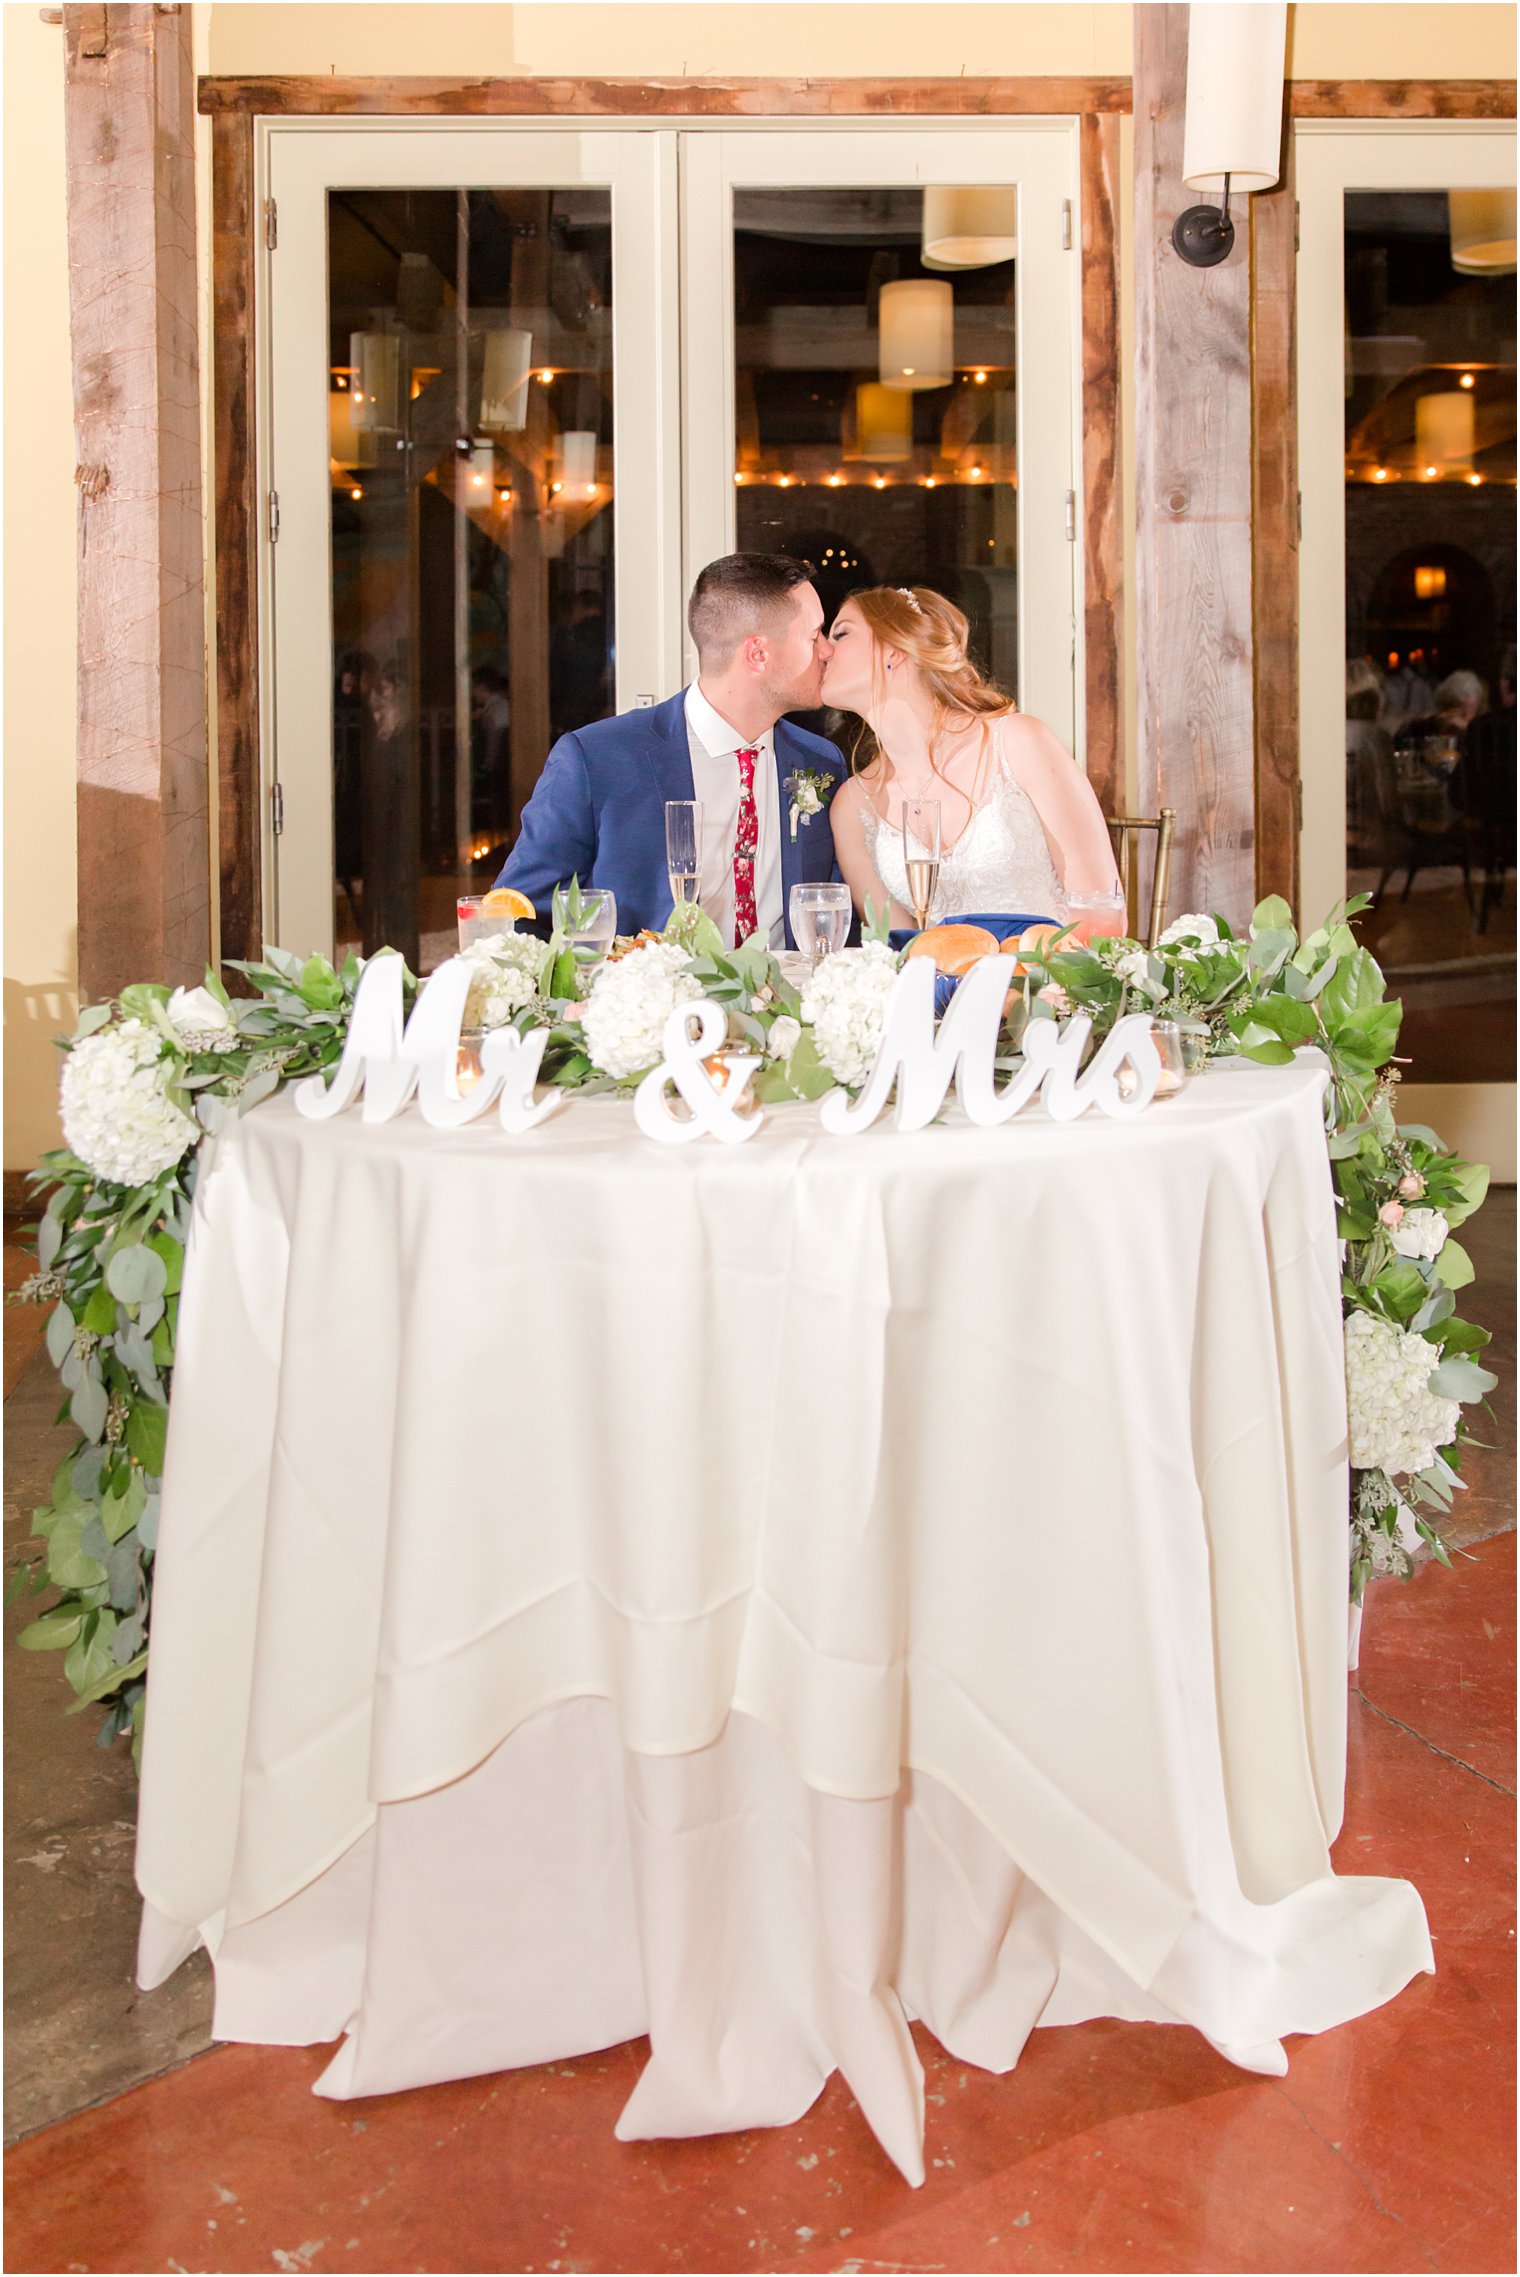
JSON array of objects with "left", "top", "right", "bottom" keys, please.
[
  {"left": 258, "top": 118, "right": 1084, "bottom": 965},
  {"left": 1297, "top": 122, "right": 1516, "bottom": 1174}
]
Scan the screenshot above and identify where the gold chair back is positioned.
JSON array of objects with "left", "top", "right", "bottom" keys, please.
[{"left": 1107, "top": 809, "right": 1177, "bottom": 948}]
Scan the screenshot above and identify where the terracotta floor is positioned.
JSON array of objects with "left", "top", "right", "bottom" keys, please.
[{"left": 3, "top": 1211, "right": 1514, "bottom": 2276}]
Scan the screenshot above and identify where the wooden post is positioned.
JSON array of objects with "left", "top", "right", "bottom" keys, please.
[
  {"left": 64, "top": 3, "right": 209, "bottom": 1000},
  {"left": 1133, "top": 4, "right": 1258, "bottom": 926}
]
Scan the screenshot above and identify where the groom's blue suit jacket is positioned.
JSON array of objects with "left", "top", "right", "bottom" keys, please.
[{"left": 494, "top": 690, "right": 848, "bottom": 949}]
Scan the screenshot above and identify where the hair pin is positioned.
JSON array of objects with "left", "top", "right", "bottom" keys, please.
[{"left": 895, "top": 588, "right": 923, "bottom": 614}]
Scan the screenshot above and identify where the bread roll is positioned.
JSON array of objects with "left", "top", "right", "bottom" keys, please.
[{"left": 903, "top": 924, "right": 999, "bottom": 976}]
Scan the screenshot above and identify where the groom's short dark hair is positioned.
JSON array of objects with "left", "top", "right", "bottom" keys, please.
[{"left": 687, "top": 553, "right": 815, "bottom": 667}]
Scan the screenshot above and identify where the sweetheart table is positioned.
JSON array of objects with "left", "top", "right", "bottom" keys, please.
[{"left": 133, "top": 1058, "right": 1433, "bottom": 2184}]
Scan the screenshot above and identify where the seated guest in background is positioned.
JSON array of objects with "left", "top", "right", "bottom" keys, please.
[
  {"left": 1346, "top": 658, "right": 1394, "bottom": 865},
  {"left": 1453, "top": 648, "right": 1516, "bottom": 922},
  {"left": 496, "top": 554, "right": 847, "bottom": 948}
]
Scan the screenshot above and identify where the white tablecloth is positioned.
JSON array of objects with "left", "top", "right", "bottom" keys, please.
[{"left": 134, "top": 1061, "right": 1432, "bottom": 2183}]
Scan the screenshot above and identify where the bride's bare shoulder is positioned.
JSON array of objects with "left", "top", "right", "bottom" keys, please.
[{"left": 997, "top": 708, "right": 1075, "bottom": 778}]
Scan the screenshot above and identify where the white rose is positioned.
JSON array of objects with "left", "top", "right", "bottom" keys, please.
[
  {"left": 166, "top": 985, "right": 237, "bottom": 1053},
  {"left": 1113, "top": 947, "right": 1160, "bottom": 997},
  {"left": 766, "top": 1015, "right": 802, "bottom": 1063},
  {"left": 1388, "top": 1207, "right": 1449, "bottom": 1262},
  {"left": 1344, "top": 1312, "right": 1461, "bottom": 1478},
  {"left": 60, "top": 1019, "right": 199, "bottom": 1188},
  {"left": 1159, "top": 912, "right": 1221, "bottom": 950},
  {"left": 793, "top": 781, "right": 822, "bottom": 816}
]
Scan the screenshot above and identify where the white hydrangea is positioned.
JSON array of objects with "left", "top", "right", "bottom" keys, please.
[
  {"left": 60, "top": 1019, "right": 199, "bottom": 1188},
  {"left": 1389, "top": 1206, "right": 1450, "bottom": 1262},
  {"left": 166, "top": 985, "right": 237, "bottom": 1054},
  {"left": 462, "top": 934, "right": 544, "bottom": 1030},
  {"left": 766, "top": 1014, "right": 802, "bottom": 1064},
  {"left": 1344, "top": 1311, "right": 1461, "bottom": 1478},
  {"left": 1160, "top": 912, "right": 1222, "bottom": 951},
  {"left": 582, "top": 940, "right": 702, "bottom": 1080},
  {"left": 799, "top": 940, "right": 900, "bottom": 1087}
]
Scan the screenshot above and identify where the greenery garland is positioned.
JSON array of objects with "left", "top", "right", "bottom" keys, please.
[{"left": 9, "top": 890, "right": 1495, "bottom": 1762}]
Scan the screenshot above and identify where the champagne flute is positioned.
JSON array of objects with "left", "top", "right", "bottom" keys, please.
[
  {"left": 790, "top": 881, "right": 851, "bottom": 969},
  {"left": 665, "top": 800, "right": 704, "bottom": 912},
  {"left": 901, "top": 798, "right": 941, "bottom": 932}
]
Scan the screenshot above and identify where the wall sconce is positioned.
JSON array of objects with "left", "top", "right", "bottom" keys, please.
[
  {"left": 1415, "top": 391, "right": 1475, "bottom": 474},
  {"left": 879, "top": 280, "right": 954, "bottom": 390},
  {"left": 1413, "top": 565, "right": 1448, "bottom": 600},
  {"left": 921, "top": 187, "right": 1017, "bottom": 269},
  {"left": 1448, "top": 190, "right": 1518, "bottom": 275},
  {"left": 1172, "top": 2, "right": 1287, "bottom": 268},
  {"left": 478, "top": 323, "right": 533, "bottom": 434},
  {"left": 843, "top": 382, "right": 913, "bottom": 461}
]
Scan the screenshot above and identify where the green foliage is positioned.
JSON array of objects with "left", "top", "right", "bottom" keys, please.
[{"left": 10, "top": 899, "right": 1496, "bottom": 1764}]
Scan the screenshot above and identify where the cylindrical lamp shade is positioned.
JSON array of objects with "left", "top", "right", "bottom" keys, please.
[
  {"left": 879, "top": 279, "right": 954, "bottom": 391},
  {"left": 557, "top": 430, "right": 598, "bottom": 488},
  {"left": 329, "top": 388, "right": 377, "bottom": 469},
  {"left": 921, "top": 186, "right": 1017, "bottom": 269},
  {"left": 478, "top": 324, "right": 533, "bottom": 433},
  {"left": 1416, "top": 392, "right": 1475, "bottom": 471},
  {"left": 844, "top": 383, "right": 914, "bottom": 461},
  {"left": 1181, "top": 2, "right": 1287, "bottom": 197},
  {"left": 1449, "top": 190, "right": 1518, "bottom": 275},
  {"left": 351, "top": 329, "right": 401, "bottom": 432}
]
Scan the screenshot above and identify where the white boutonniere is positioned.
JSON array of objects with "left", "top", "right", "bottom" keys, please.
[{"left": 784, "top": 766, "right": 836, "bottom": 843}]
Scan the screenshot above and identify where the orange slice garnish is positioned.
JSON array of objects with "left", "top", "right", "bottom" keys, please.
[{"left": 480, "top": 887, "right": 535, "bottom": 921}]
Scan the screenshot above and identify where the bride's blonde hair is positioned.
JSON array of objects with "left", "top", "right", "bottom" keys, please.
[{"left": 840, "top": 586, "right": 1017, "bottom": 780}]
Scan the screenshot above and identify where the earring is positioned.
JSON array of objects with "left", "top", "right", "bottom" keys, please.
[{"left": 886, "top": 660, "right": 895, "bottom": 674}]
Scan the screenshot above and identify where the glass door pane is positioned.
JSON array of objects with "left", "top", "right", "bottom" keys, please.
[
  {"left": 327, "top": 186, "right": 614, "bottom": 968},
  {"left": 682, "top": 130, "right": 1080, "bottom": 757},
  {"left": 264, "top": 127, "right": 675, "bottom": 964},
  {"left": 731, "top": 186, "right": 1019, "bottom": 735},
  {"left": 1343, "top": 189, "right": 1515, "bottom": 1086}
]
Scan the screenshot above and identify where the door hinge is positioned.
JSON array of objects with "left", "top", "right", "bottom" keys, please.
[
  {"left": 1061, "top": 199, "right": 1073, "bottom": 252},
  {"left": 265, "top": 197, "right": 277, "bottom": 251},
  {"left": 267, "top": 489, "right": 280, "bottom": 544},
  {"left": 270, "top": 781, "right": 284, "bottom": 837},
  {"left": 1064, "top": 490, "right": 1077, "bottom": 543}
]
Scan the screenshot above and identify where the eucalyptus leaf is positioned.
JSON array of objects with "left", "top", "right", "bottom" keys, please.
[
  {"left": 16, "top": 1608, "right": 83, "bottom": 1653},
  {"left": 45, "top": 1513, "right": 108, "bottom": 1591},
  {"left": 105, "top": 1245, "right": 169, "bottom": 1307},
  {"left": 65, "top": 1612, "right": 119, "bottom": 1699},
  {"left": 66, "top": 1647, "right": 148, "bottom": 1708},
  {"left": 1426, "top": 1354, "right": 1498, "bottom": 1402},
  {"left": 45, "top": 1304, "right": 76, "bottom": 1369},
  {"left": 113, "top": 1322, "right": 156, "bottom": 1379},
  {"left": 105, "top": 1538, "right": 141, "bottom": 1613},
  {"left": 71, "top": 1374, "right": 108, "bottom": 1443},
  {"left": 236, "top": 1067, "right": 282, "bottom": 1115},
  {"left": 137, "top": 1491, "right": 160, "bottom": 1554}
]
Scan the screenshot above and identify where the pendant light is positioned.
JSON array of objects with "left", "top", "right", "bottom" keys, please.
[
  {"left": 478, "top": 323, "right": 534, "bottom": 434},
  {"left": 921, "top": 187, "right": 1017, "bottom": 269},
  {"left": 351, "top": 322, "right": 401, "bottom": 433},
  {"left": 1448, "top": 190, "right": 1518, "bottom": 275},
  {"left": 879, "top": 280, "right": 953, "bottom": 391},
  {"left": 843, "top": 382, "right": 914, "bottom": 462}
]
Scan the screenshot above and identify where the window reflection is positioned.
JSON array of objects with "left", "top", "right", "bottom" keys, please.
[
  {"left": 732, "top": 187, "right": 1018, "bottom": 738},
  {"left": 328, "top": 188, "right": 614, "bottom": 969},
  {"left": 1343, "top": 189, "right": 1516, "bottom": 1083}
]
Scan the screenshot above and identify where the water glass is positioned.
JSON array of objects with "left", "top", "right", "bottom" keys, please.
[
  {"left": 665, "top": 801, "right": 704, "bottom": 912},
  {"left": 790, "top": 881, "right": 851, "bottom": 966},
  {"left": 457, "top": 896, "right": 511, "bottom": 954},
  {"left": 567, "top": 888, "right": 617, "bottom": 964}
]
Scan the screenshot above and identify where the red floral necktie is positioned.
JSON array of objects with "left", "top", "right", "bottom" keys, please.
[{"left": 732, "top": 746, "right": 760, "bottom": 944}]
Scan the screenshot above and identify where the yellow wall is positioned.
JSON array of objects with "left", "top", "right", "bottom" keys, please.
[
  {"left": 4, "top": 0, "right": 1516, "bottom": 1166},
  {"left": 3, "top": 6, "right": 78, "bottom": 1173}
]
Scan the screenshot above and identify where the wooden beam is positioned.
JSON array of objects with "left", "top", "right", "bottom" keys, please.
[
  {"left": 198, "top": 74, "right": 1135, "bottom": 118},
  {"left": 64, "top": 3, "right": 210, "bottom": 1001},
  {"left": 1080, "top": 112, "right": 1124, "bottom": 817},
  {"left": 1133, "top": 2, "right": 1257, "bottom": 927},
  {"left": 1251, "top": 131, "right": 1300, "bottom": 917},
  {"left": 210, "top": 110, "right": 261, "bottom": 966},
  {"left": 1290, "top": 80, "right": 1515, "bottom": 120}
]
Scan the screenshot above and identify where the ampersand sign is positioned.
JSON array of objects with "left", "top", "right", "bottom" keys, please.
[{"left": 633, "top": 999, "right": 765, "bottom": 1146}]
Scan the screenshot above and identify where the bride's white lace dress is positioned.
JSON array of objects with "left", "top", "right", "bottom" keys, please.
[{"left": 860, "top": 723, "right": 1064, "bottom": 922}]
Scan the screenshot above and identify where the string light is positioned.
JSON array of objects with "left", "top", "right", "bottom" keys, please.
[
  {"left": 828, "top": 474, "right": 843, "bottom": 487},
  {"left": 1373, "top": 467, "right": 1390, "bottom": 482},
  {"left": 584, "top": 482, "right": 598, "bottom": 498},
  {"left": 550, "top": 480, "right": 562, "bottom": 494},
  {"left": 1468, "top": 472, "right": 1483, "bottom": 486},
  {"left": 349, "top": 485, "right": 363, "bottom": 501},
  {"left": 538, "top": 368, "right": 555, "bottom": 384},
  {"left": 1423, "top": 465, "right": 1438, "bottom": 479},
  {"left": 922, "top": 476, "right": 937, "bottom": 488},
  {"left": 873, "top": 475, "right": 888, "bottom": 489},
  {"left": 967, "top": 464, "right": 983, "bottom": 479},
  {"left": 1460, "top": 372, "right": 1476, "bottom": 389},
  {"left": 734, "top": 472, "right": 745, "bottom": 484},
  {"left": 496, "top": 486, "right": 512, "bottom": 504},
  {"left": 973, "top": 370, "right": 987, "bottom": 385}
]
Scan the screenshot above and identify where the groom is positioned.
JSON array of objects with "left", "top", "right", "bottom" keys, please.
[{"left": 494, "top": 554, "right": 848, "bottom": 949}]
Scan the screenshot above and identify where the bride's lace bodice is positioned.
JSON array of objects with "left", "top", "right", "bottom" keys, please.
[{"left": 860, "top": 725, "right": 1064, "bottom": 924}]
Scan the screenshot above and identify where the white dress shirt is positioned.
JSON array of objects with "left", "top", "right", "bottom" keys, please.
[{"left": 683, "top": 682, "right": 784, "bottom": 949}]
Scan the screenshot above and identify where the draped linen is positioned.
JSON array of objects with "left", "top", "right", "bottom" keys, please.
[{"left": 134, "top": 1065, "right": 1432, "bottom": 2181}]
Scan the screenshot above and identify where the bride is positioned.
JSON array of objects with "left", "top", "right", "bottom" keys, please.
[{"left": 821, "top": 585, "right": 1123, "bottom": 935}]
